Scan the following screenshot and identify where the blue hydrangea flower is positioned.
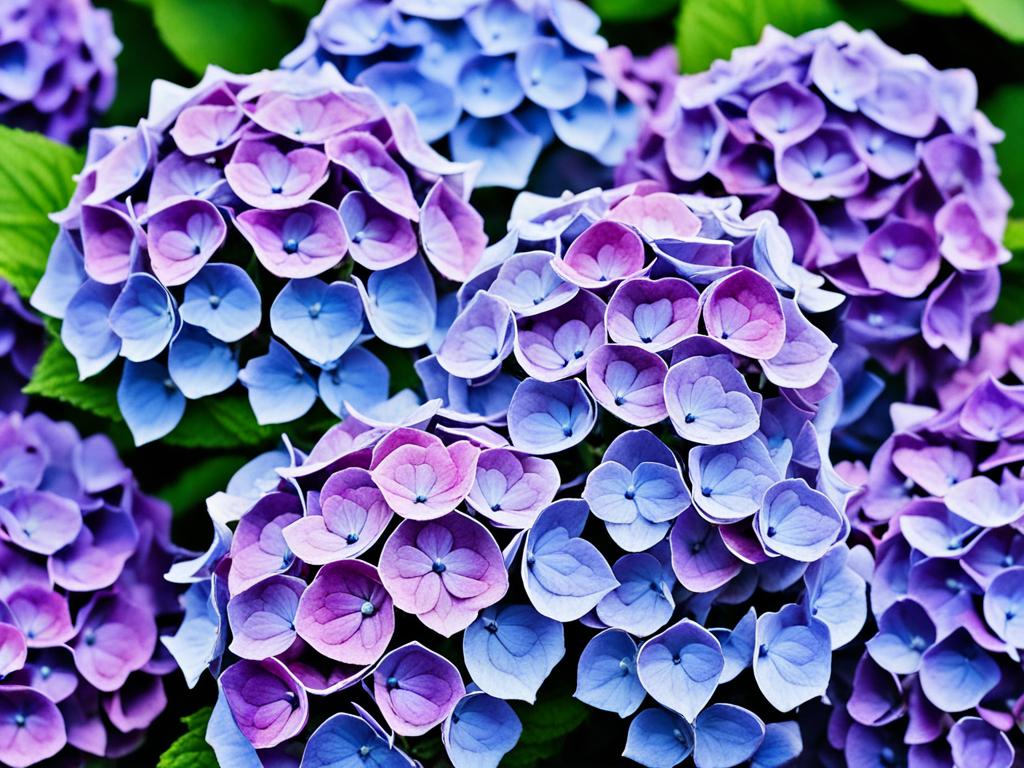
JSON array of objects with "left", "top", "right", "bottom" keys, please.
[{"left": 282, "top": 0, "right": 671, "bottom": 188}]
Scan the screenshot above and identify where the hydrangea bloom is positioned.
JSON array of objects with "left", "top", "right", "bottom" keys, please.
[
  {"left": 0, "top": 279, "right": 44, "bottom": 413},
  {"left": 0, "top": 410, "right": 184, "bottom": 767},
  {"left": 165, "top": 184, "right": 868, "bottom": 768},
  {"left": 619, "top": 22, "right": 1011, "bottom": 403},
  {"left": 0, "top": 0, "right": 120, "bottom": 142},
  {"left": 33, "top": 63, "right": 487, "bottom": 444},
  {"left": 282, "top": 0, "right": 665, "bottom": 188},
  {"left": 828, "top": 323, "right": 1024, "bottom": 766}
]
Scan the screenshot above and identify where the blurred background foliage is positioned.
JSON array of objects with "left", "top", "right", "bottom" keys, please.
[{"left": 3, "top": 0, "right": 1022, "bottom": 764}]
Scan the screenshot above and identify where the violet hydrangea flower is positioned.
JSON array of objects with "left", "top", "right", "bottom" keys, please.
[
  {"left": 620, "top": 22, "right": 1011, "bottom": 405},
  {"left": 0, "top": 410, "right": 185, "bottom": 767},
  {"left": 0, "top": 0, "right": 120, "bottom": 142},
  {"left": 165, "top": 182, "right": 871, "bottom": 767},
  {"left": 827, "top": 322, "right": 1024, "bottom": 766}
]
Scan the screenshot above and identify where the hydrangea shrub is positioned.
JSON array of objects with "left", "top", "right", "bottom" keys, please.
[
  {"left": 32, "top": 64, "right": 489, "bottom": 445},
  {"left": 830, "top": 323, "right": 1024, "bottom": 767},
  {"left": 282, "top": 0, "right": 671, "bottom": 188},
  {"left": 163, "top": 183, "right": 872, "bottom": 768},
  {"left": 0, "top": 0, "right": 120, "bottom": 142},
  {"left": 0, "top": 410, "right": 184, "bottom": 767},
  {"left": 619, "top": 22, "right": 1011, "bottom": 403}
]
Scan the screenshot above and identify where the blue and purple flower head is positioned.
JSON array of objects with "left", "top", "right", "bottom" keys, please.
[
  {"left": 162, "top": 182, "right": 871, "bottom": 767},
  {"left": 620, "top": 22, "right": 1011, "bottom": 403},
  {"left": 0, "top": 410, "right": 184, "bottom": 767},
  {"left": 282, "top": 0, "right": 672, "bottom": 189},
  {"left": 33, "top": 63, "right": 488, "bottom": 445},
  {"left": 0, "top": 0, "right": 120, "bottom": 142},
  {"left": 829, "top": 322, "right": 1024, "bottom": 767}
]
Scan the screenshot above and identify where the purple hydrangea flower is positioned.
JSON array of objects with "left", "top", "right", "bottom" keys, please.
[
  {"left": 166, "top": 182, "right": 868, "bottom": 765},
  {"left": 281, "top": 0, "right": 666, "bottom": 189},
  {"left": 36, "top": 64, "right": 487, "bottom": 444},
  {"left": 0, "top": 0, "right": 120, "bottom": 142},
  {"left": 620, "top": 22, "right": 1011, "bottom": 404},
  {"left": 829, "top": 322, "right": 1024, "bottom": 764},
  {"left": 0, "top": 410, "right": 185, "bottom": 767}
]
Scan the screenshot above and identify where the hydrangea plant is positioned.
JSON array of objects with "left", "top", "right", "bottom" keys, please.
[
  {"left": 619, "top": 22, "right": 1011, "bottom": 406},
  {"left": 827, "top": 322, "right": 1024, "bottom": 767},
  {"left": 0, "top": 0, "right": 120, "bottom": 142},
  {"left": 282, "top": 0, "right": 671, "bottom": 189},
  {"left": 0, "top": 278, "right": 43, "bottom": 413},
  {"left": 31, "top": 63, "right": 489, "bottom": 446},
  {"left": 163, "top": 184, "right": 870, "bottom": 768},
  {"left": 0, "top": 409, "right": 185, "bottom": 767}
]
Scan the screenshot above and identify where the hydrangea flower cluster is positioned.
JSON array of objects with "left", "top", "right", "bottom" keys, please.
[
  {"left": 828, "top": 322, "right": 1024, "bottom": 767},
  {"left": 0, "top": 410, "right": 184, "bottom": 767},
  {"left": 32, "top": 63, "right": 487, "bottom": 445},
  {"left": 0, "top": 279, "right": 44, "bottom": 413},
  {"left": 619, "top": 22, "right": 1011, "bottom": 400},
  {"left": 0, "top": 0, "right": 120, "bottom": 142},
  {"left": 282, "top": 0, "right": 655, "bottom": 189},
  {"left": 164, "top": 184, "right": 870, "bottom": 768}
]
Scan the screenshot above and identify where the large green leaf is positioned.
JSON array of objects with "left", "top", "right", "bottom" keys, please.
[
  {"left": 23, "top": 336, "right": 123, "bottom": 421},
  {"left": 995, "top": 219, "right": 1024, "bottom": 323},
  {"left": 676, "top": 0, "right": 840, "bottom": 73},
  {"left": 157, "top": 454, "right": 248, "bottom": 515},
  {"left": 152, "top": 0, "right": 304, "bottom": 76},
  {"left": 963, "top": 0, "right": 1024, "bottom": 42},
  {"left": 505, "top": 695, "right": 588, "bottom": 768},
  {"left": 593, "top": 0, "right": 677, "bottom": 22},
  {"left": 898, "top": 0, "right": 964, "bottom": 15},
  {"left": 0, "top": 127, "right": 82, "bottom": 299},
  {"left": 984, "top": 85, "right": 1024, "bottom": 217},
  {"left": 157, "top": 708, "right": 218, "bottom": 768},
  {"left": 268, "top": 0, "right": 322, "bottom": 16},
  {"left": 164, "top": 395, "right": 283, "bottom": 449}
]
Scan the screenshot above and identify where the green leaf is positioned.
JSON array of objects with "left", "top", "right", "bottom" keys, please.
[
  {"left": 157, "top": 454, "right": 248, "bottom": 515},
  {"left": 152, "top": 0, "right": 304, "bottom": 76},
  {"left": 157, "top": 707, "right": 217, "bottom": 768},
  {"left": 164, "top": 394, "right": 282, "bottom": 449},
  {"left": 23, "top": 336, "right": 123, "bottom": 421},
  {"left": 983, "top": 85, "right": 1024, "bottom": 217},
  {"left": 963, "top": 0, "right": 1024, "bottom": 42},
  {"left": 268, "top": 0, "right": 322, "bottom": 16},
  {"left": 0, "top": 126, "right": 82, "bottom": 298},
  {"left": 897, "top": 0, "right": 964, "bottom": 15},
  {"left": 676, "top": 0, "right": 840, "bottom": 73},
  {"left": 593, "top": 0, "right": 677, "bottom": 22},
  {"left": 503, "top": 695, "right": 587, "bottom": 768},
  {"left": 994, "top": 221, "right": 1024, "bottom": 323},
  {"left": 99, "top": 0, "right": 193, "bottom": 127},
  {"left": 1007, "top": 219, "right": 1024, "bottom": 252}
]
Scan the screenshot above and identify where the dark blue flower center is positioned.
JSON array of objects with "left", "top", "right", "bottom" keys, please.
[
  {"left": 346, "top": 532, "right": 359, "bottom": 544},
  {"left": 360, "top": 601, "right": 375, "bottom": 617},
  {"left": 432, "top": 559, "right": 447, "bottom": 573},
  {"left": 684, "top": 413, "right": 696, "bottom": 424},
  {"left": 283, "top": 238, "right": 300, "bottom": 254},
  {"left": 386, "top": 676, "right": 400, "bottom": 690}
]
